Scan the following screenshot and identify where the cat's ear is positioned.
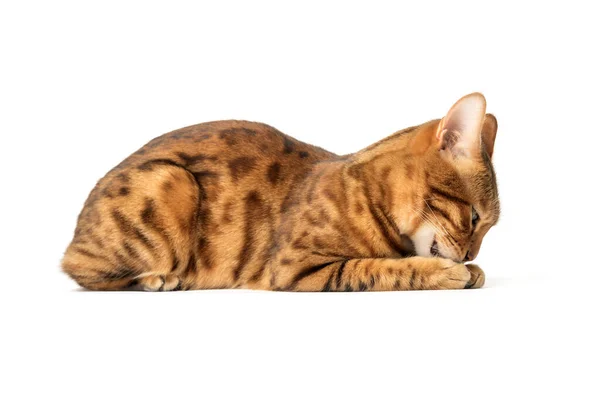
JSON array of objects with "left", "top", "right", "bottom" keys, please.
[
  {"left": 436, "top": 93, "right": 487, "bottom": 159},
  {"left": 481, "top": 113, "right": 498, "bottom": 159}
]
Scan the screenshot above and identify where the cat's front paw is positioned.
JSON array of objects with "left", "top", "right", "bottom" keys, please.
[
  {"left": 465, "top": 264, "right": 485, "bottom": 289},
  {"left": 428, "top": 258, "right": 471, "bottom": 290}
]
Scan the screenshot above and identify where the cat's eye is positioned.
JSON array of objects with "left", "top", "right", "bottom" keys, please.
[{"left": 471, "top": 207, "right": 480, "bottom": 225}]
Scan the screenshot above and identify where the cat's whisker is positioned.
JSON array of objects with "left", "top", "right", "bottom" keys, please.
[
  {"left": 418, "top": 204, "right": 448, "bottom": 238},
  {"left": 425, "top": 203, "right": 451, "bottom": 237},
  {"left": 412, "top": 204, "right": 461, "bottom": 251},
  {"left": 422, "top": 199, "right": 459, "bottom": 244},
  {"left": 409, "top": 206, "right": 445, "bottom": 240}
]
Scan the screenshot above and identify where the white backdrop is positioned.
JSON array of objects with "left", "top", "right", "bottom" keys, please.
[{"left": 1, "top": 1, "right": 599, "bottom": 399}]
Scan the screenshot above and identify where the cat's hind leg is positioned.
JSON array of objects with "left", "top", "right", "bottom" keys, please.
[
  {"left": 137, "top": 274, "right": 181, "bottom": 292},
  {"left": 62, "top": 162, "right": 200, "bottom": 291}
]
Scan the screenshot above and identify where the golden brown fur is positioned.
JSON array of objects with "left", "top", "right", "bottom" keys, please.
[{"left": 62, "top": 93, "right": 499, "bottom": 291}]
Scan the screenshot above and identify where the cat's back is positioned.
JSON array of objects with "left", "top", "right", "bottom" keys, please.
[
  {"left": 82, "top": 120, "right": 340, "bottom": 220},
  {"left": 109, "top": 120, "right": 336, "bottom": 178}
]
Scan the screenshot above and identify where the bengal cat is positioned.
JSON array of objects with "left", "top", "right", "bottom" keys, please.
[{"left": 62, "top": 93, "right": 499, "bottom": 292}]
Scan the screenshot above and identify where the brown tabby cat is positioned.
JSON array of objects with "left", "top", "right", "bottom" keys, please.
[{"left": 62, "top": 93, "right": 499, "bottom": 292}]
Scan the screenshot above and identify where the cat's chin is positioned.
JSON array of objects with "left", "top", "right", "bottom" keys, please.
[{"left": 410, "top": 224, "right": 436, "bottom": 258}]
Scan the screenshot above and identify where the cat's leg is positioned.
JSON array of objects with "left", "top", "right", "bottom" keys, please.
[
  {"left": 279, "top": 256, "right": 484, "bottom": 291},
  {"left": 137, "top": 274, "right": 182, "bottom": 292},
  {"left": 62, "top": 163, "right": 200, "bottom": 291}
]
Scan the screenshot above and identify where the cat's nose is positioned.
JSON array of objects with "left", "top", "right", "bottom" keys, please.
[{"left": 463, "top": 251, "right": 473, "bottom": 262}]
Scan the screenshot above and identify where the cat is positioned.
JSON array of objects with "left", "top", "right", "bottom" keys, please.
[{"left": 62, "top": 93, "right": 499, "bottom": 292}]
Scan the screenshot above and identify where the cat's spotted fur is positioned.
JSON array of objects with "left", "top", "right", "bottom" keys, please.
[{"left": 62, "top": 93, "right": 499, "bottom": 291}]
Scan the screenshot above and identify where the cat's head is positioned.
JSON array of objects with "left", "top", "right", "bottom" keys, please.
[{"left": 409, "top": 93, "right": 500, "bottom": 262}]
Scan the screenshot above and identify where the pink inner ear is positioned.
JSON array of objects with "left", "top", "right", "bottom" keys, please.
[{"left": 438, "top": 93, "right": 487, "bottom": 157}]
